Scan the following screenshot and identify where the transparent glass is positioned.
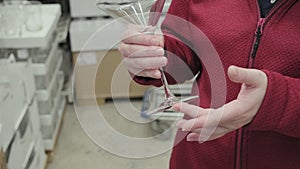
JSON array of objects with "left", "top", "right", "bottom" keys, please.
[
  {"left": 96, "top": 0, "right": 198, "bottom": 115},
  {"left": 24, "top": 1, "right": 43, "bottom": 32},
  {"left": 2, "top": 1, "right": 25, "bottom": 37}
]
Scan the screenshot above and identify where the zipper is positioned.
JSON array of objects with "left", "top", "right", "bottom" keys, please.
[
  {"left": 248, "top": 18, "right": 265, "bottom": 68},
  {"left": 247, "top": 0, "right": 288, "bottom": 69},
  {"left": 238, "top": 17, "right": 265, "bottom": 169},
  {"left": 235, "top": 129, "right": 244, "bottom": 169},
  {"left": 236, "top": 0, "right": 288, "bottom": 168}
]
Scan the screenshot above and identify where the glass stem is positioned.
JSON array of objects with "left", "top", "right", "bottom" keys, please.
[
  {"left": 159, "top": 68, "right": 175, "bottom": 99},
  {"left": 145, "top": 27, "right": 175, "bottom": 100}
]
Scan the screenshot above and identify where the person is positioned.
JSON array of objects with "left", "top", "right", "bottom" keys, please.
[{"left": 118, "top": 0, "right": 300, "bottom": 168}]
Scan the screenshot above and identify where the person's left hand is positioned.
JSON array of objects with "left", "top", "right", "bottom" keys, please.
[{"left": 174, "top": 65, "right": 268, "bottom": 142}]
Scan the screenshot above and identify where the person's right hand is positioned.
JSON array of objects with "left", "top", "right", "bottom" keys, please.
[{"left": 118, "top": 26, "right": 166, "bottom": 79}]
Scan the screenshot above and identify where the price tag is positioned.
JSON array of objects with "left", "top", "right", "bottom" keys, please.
[
  {"left": 17, "top": 49, "right": 29, "bottom": 60},
  {"left": 77, "top": 52, "right": 97, "bottom": 65}
]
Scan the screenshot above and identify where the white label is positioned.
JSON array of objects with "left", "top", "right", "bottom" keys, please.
[
  {"left": 17, "top": 49, "right": 29, "bottom": 59},
  {"left": 77, "top": 52, "right": 97, "bottom": 65}
]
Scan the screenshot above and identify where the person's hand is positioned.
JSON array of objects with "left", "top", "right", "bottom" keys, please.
[
  {"left": 118, "top": 26, "right": 165, "bottom": 79},
  {"left": 174, "top": 65, "right": 268, "bottom": 142}
]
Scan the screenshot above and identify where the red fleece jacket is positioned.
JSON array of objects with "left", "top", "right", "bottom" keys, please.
[{"left": 133, "top": 0, "right": 300, "bottom": 168}]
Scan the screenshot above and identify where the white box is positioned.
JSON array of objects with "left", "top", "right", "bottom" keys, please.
[
  {"left": 14, "top": 62, "right": 36, "bottom": 103},
  {"left": 32, "top": 38, "right": 61, "bottom": 90},
  {"left": 69, "top": 0, "right": 106, "bottom": 17},
  {"left": 6, "top": 110, "right": 35, "bottom": 169},
  {"left": 40, "top": 93, "right": 63, "bottom": 139},
  {"left": 5, "top": 101, "right": 45, "bottom": 169},
  {"left": 28, "top": 97, "right": 42, "bottom": 139},
  {"left": 0, "top": 57, "right": 36, "bottom": 103},
  {"left": 69, "top": 18, "right": 125, "bottom": 52},
  {"left": 23, "top": 138, "right": 46, "bottom": 169},
  {"left": 42, "top": 94, "right": 66, "bottom": 150},
  {"left": 36, "top": 71, "right": 64, "bottom": 115},
  {"left": 0, "top": 70, "right": 28, "bottom": 151}
]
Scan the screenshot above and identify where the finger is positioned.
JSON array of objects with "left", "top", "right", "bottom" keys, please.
[
  {"left": 123, "top": 57, "right": 167, "bottom": 69},
  {"left": 122, "top": 29, "right": 163, "bottom": 46},
  {"left": 172, "top": 102, "right": 209, "bottom": 118},
  {"left": 198, "top": 127, "right": 227, "bottom": 142},
  {"left": 119, "top": 43, "right": 164, "bottom": 58},
  {"left": 130, "top": 69, "right": 161, "bottom": 79},
  {"left": 216, "top": 100, "right": 244, "bottom": 125},
  {"left": 187, "top": 127, "right": 228, "bottom": 142},
  {"left": 176, "top": 119, "right": 188, "bottom": 129},
  {"left": 180, "top": 118, "right": 206, "bottom": 131},
  {"left": 228, "top": 65, "right": 267, "bottom": 87},
  {"left": 186, "top": 133, "right": 200, "bottom": 142}
]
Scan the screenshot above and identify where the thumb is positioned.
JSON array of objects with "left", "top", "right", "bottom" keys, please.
[{"left": 228, "top": 65, "right": 267, "bottom": 87}]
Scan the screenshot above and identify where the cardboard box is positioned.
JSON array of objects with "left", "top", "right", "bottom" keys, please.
[
  {"left": 0, "top": 148, "right": 7, "bottom": 169},
  {"left": 73, "top": 50, "right": 149, "bottom": 105}
]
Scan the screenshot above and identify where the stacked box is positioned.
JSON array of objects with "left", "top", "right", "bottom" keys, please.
[
  {"left": 40, "top": 94, "right": 65, "bottom": 148},
  {"left": 35, "top": 63, "right": 63, "bottom": 115},
  {"left": 0, "top": 4, "right": 63, "bottom": 168},
  {"left": 0, "top": 57, "right": 51, "bottom": 169},
  {"left": 23, "top": 138, "right": 47, "bottom": 169},
  {"left": 0, "top": 64, "right": 28, "bottom": 152},
  {"left": 5, "top": 102, "right": 46, "bottom": 169},
  {"left": 39, "top": 72, "right": 65, "bottom": 150},
  {"left": 31, "top": 35, "right": 61, "bottom": 90}
]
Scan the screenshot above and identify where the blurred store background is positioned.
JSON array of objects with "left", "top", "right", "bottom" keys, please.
[{"left": 0, "top": 0, "right": 193, "bottom": 169}]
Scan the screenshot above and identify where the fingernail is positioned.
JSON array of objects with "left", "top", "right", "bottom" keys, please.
[
  {"left": 172, "top": 107, "right": 179, "bottom": 112},
  {"left": 229, "top": 66, "right": 238, "bottom": 76},
  {"left": 187, "top": 137, "right": 197, "bottom": 142},
  {"left": 172, "top": 104, "right": 180, "bottom": 111},
  {"left": 156, "top": 48, "right": 164, "bottom": 55},
  {"left": 153, "top": 71, "right": 161, "bottom": 79}
]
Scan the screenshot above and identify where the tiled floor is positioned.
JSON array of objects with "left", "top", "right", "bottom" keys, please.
[{"left": 47, "top": 100, "right": 176, "bottom": 169}]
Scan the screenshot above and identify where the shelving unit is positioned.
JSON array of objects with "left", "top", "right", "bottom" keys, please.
[
  {"left": 0, "top": 61, "right": 47, "bottom": 169},
  {"left": 0, "top": 3, "right": 68, "bottom": 168}
]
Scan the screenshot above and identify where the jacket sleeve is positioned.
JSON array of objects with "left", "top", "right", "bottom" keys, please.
[{"left": 249, "top": 70, "right": 300, "bottom": 139}]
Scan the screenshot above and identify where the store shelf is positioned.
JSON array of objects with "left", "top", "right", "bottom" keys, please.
[
  {"left": 0, "top": 4, "right": 61, "bottom": 49},
  {"left": 37, "top": 71, "right": 64, "bottom": 116},
  {"left": 42, "top": 95, "right": 66, "bottom": 151},
  {"left": 35, "top": 58, "right": 63, "bottom": 101}
]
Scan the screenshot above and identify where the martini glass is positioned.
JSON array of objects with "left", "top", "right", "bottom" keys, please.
[{"left": 96, "top": 0, "right": 198, "bottom": 115}]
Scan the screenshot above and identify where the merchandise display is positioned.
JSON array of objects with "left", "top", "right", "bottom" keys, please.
[{"left": 0, "top": 2, "right": 67, "bottom": 168}]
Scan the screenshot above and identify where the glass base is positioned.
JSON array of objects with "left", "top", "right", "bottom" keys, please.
[{"left": 146, "top": 95, "right": 198, "bottom": 116}]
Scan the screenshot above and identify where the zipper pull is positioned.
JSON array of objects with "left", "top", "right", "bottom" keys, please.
[
  {"left": 256, "top": 18, "right": 265, "bottom": 34},
  {"left": 251, "top": 18, "right": 265, "bottom": 58}
]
